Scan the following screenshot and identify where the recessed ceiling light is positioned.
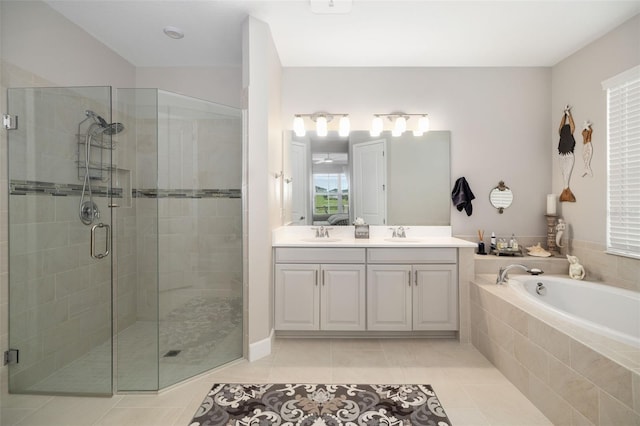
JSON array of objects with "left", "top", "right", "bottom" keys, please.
[
  {"left": 163, "top": 26, "right": 184, "bottom": 40},
  {"left": 310, "top": 0, "right": 352, "bottom": 14}
]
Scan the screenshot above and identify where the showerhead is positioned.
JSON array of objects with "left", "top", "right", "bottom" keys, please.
[
  {"left": 102, "top": 122, "right": 125, "bottom": 135},
  {"left": 85, "top": 110, "right": 125, "bottom": 135},
  {"left": 85, "top": 110, "right": 108, "bottom": 127}
]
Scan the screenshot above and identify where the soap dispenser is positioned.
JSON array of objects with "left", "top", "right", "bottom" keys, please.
[{"left": 490, "top": 232, "right": 496, "bottom": 250}]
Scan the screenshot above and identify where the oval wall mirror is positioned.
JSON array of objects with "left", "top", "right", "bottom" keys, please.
[{"left": 489, "top": 181, "right": 513, "bottom": 214}]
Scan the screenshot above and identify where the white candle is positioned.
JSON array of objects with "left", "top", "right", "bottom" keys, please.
[{"left": 546, "top": 194, "right": 557, "bottom": 215}]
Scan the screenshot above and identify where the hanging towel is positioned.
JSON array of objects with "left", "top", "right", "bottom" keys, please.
[{"left": 451, "top": 177, "right": 475, "bottom": 216}]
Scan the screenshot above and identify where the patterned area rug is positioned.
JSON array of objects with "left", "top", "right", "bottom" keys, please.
[{"left": 190, "top": 383, "right": 452, "bottom": 425}]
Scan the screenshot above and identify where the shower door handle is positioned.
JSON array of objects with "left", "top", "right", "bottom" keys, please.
[{"left": 90, "top": 223, "right": 111, "bottom": 259}]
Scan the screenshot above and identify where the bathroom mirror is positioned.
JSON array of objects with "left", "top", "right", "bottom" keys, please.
[
  {"left": 283, "top": 130, "right": 451, "bottom": 226},
  {"left": 489, "top": 180, "right": 513, "bottom": 214}
]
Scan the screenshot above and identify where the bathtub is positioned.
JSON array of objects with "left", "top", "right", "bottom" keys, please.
[{"left": 509, "top": 275, "right": 640, "bottom": 349}]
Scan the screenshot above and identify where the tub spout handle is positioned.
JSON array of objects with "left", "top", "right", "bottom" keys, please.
[{"left": 496, "top": 264, "right": 544, "bottom": 284}]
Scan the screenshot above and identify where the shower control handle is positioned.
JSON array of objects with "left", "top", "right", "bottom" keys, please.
[{"left": 90, "top": 223, "right": 111, "bottom": 259}]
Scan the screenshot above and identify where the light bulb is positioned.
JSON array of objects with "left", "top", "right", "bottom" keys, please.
[
  {"left": 316, "top": 115, "right": 328, "bottom": 137},
  {"left": 338, "top": 115, "right": 350, "bottom": 137},
  {"left": 370, "top": 116, "right": 383, "bottom": 137},
  {"left": 293, "top": 116, "right": 305, "bottom": 137},
  {"left": 418, "top": 115, "right": 430, "bottom": 133},
  {"left": 393, "top": 116, "right": 407, "bottom": 137}
]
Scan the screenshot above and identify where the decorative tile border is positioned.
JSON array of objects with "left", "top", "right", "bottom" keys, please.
[
  {"left": 133, "top": 189, "right": 241, "bottom": 199},
  {"left": 10, "top": 180, "right": 121, "bottom": 198},
  {"left": 9, "top": 180, "right": 240, "bottom": 199}
]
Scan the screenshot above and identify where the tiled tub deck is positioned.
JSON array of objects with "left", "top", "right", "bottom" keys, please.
[{"left": 471, "top": 274, "right": 640, "bottom": 426}]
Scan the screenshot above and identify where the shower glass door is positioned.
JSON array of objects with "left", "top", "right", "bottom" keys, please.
[{"left": 7, "top": 86, "right": 114, "bottom": 396}]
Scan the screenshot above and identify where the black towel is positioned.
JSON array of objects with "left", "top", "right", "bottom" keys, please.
[{"left": 451, "top": 177, "right": 475, "bottom": 216}]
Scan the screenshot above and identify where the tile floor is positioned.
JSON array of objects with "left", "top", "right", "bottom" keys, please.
[{"left": 1, "top": 338, "right": 552, "bottom": 426}]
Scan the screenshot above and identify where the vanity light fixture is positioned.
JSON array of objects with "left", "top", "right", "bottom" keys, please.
[
  {"left": 370, "top": 116, "right": 384, "bottom": 137},
  {"left": 392, "top": 115, "right": 407, "bottom": 137},
  {"left": 292, "top": 113, "right": 350, "bottom": 137},
  {"left": 413, "top": 115, "right": 430, "bottom": 136},
  {"left": 293, "top": 115, "right": 305, "bottom": 137},
  {"left": 316, "top": 115, "right": 328, "bottom": 137},
  {"left": 371, "top": 113, "right": 430, "bottom": 137},
  {"left": 338, "top": 115, "right": 350, "bottom": 137}
]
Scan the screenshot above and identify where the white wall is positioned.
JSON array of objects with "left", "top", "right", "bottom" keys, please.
[
  {"left": 282, "top": 67, "right": 552, "bottom": 240},
  {"left": 136, "top": 67, "right": 242, "bottom": 108},
  {"left": 242, "top": 16, "right": 282, "bottom": 354},
  {"left": 546, "top": 14, "right": 640, "bottom": 291},
  {"left": 551, "top": 14, "right": 640, "bottom": 245},
  {"left": 1, "top": 1, "right": 135, "bottom": 88}
]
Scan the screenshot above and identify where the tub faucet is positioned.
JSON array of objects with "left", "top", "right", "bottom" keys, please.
[{"left": 496, "top": 264, "right": 544, "bottom": 285}]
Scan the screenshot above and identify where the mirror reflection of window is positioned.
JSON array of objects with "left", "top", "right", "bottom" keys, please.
[
  {"left": 312, "top": 152, "right": 349, "bottom": 218},
  {"left": 312, "top": 172, "right": 349, "bottom": 215}
]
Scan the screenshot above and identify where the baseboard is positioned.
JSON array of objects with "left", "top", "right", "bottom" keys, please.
[{"left": 248, "top": 329, "right": 274, "bottom": 362}]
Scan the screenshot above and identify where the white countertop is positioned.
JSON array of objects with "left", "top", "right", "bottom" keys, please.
[{"left": 272, "top": 225, "right": 477, "bottom": 248}]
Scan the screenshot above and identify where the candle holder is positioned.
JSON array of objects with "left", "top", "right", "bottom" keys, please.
[{"left": 545, "top": 214, "right": 559, "bottom": 255}]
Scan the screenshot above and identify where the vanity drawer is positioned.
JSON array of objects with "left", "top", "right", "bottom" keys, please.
[
  {"left": 275, "top": 248, "right": 366, "bottom": 264},
  {"left": 367, "top": 248, "right": 457, "bottom": 264}
]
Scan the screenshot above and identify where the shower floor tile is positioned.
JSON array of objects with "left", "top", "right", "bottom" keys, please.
[{"left": 26, "top": 296, "right": 242, "bottom": 394}]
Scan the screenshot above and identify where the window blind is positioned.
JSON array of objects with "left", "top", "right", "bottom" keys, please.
[{"left": 603, "top": 65, "right": 640, "bottom": 259}]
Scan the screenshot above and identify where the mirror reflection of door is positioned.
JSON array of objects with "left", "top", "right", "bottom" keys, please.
[
  {"left": 290, "top": 141, "right": 309, "bottom": 224},
  {"left": 352, "top": 139, "right": 387, "bottom": 225}
]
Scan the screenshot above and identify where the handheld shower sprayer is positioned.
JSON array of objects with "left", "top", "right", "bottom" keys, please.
[
  {"left": 85, "top": 110, "right": 125, "bottom": 135},
  {"left": 77, "top": 111, "right": 125, "bottom": 225}
]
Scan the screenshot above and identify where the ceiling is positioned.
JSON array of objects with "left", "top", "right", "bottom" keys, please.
[{"left": 45, "top": 0, "right": 640, "bottom": 68}]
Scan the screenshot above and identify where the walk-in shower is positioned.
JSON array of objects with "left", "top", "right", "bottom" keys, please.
[{"left": 6, "top": 86, "right": 244, "bottom": 396}]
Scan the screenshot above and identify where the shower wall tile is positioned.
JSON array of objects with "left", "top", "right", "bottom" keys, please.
[
  {"left": 8, "top": 196, "right": 55, "bottom": 224},
  {"left": 6, "top": 193, "right": 114, "bottom": 390}
]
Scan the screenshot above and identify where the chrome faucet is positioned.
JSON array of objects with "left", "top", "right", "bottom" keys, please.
[
  {"left": 496, "top": 264, "right": 544, "bottom": 285},
  {"left": 313, "top": 226, "right": 332, "bottom": 238},
  {"left": 388, "top": 226, "right": 408, "bottom": 238}
]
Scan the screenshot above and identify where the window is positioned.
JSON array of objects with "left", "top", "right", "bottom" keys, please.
[
  {"left": 603, "top": 65, "right": 640, "bottom": 258},
  {"left": 313, "top": 173, "right": 349, "bottom": 215}
]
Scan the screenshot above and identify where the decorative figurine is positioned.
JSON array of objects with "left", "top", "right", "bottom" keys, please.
[
  {"left": 581, "top": 120, "right": 593, "bottom": 177},
  {"left": 558, "top": 105, "right": 577, "bottom": 202},
  {"left": 555, "top": 218, "right": 566, "bottom": 249},
  {"left": 567, "top": 254, "right": 586, "bottom": 280}
]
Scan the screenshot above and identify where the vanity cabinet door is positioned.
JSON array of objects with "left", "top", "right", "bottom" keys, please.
[
  {"left": 413, "top": 265, "right": 458, "bottom": 330},
  {"left": 367, "top": 265, "right": 412, "bottom": 331},
  {"left": 320, "top": 264, "right": 366, "bottom": 331},
  {"left": 275, "top": 264, "right": 320, "bottom": 330}
]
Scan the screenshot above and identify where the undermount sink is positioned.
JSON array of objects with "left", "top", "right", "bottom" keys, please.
[
  {"left": 384, "top": 237, "right": 422, "bottom": 243},
  {"left": 300, "top": 238, "right": 342, "bottom": 243},
  {"left": 384, "top": 237, "right": 423, "bottom": 243}
]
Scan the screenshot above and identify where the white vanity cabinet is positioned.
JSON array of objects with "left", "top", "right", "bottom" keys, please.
[
  {"left": 367, "top": 248, "right": 458, "bottom": 331},
  {"left": 274, "top": 248, "right": 366, "bottom": 331}
]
